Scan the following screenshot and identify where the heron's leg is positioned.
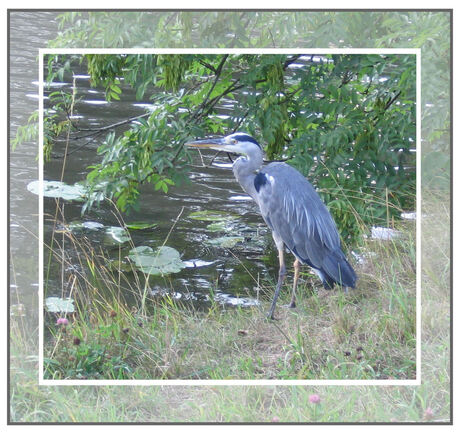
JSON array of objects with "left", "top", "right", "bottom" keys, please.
[
  {"left": 288, "top": 258, "right": 301, "bottom": 308},
  {"left": 267, "top": 246, "right": 286, "bottom": 320}
]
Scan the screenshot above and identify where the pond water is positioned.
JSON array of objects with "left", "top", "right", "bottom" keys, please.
[
  {"left": 10, "top": 12, "right": 61, "bottom": 320},
  {"left": 10, "top": 14, "right": 413, "bottom": 318},
  {"left": 8, "top": 13, "right": 309, "bottom": 321},
  {"left": 40, "top": 61, "right": 285, "bottom": 311}
]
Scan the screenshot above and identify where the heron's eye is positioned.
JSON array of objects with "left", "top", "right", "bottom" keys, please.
[{"left": 231, "top": 139, "right": 238, "bottom": 144}]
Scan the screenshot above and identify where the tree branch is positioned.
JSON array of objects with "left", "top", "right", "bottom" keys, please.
[
  {"left": 191, "top": 54, "right": 229, "bottom": 120},
  {"left": 283, "top": 55, "right": 302, "bottom": 70},
  {"left": 384, "top": 90, "right": 402, "bottom": 111},
  {"left": 54, "top": 112, "right": 151, "bottom": 142}
]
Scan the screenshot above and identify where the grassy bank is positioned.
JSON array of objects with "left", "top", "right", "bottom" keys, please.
[
  {"left": 42, "top": 215, "right": 416, "bottom": 381},
  {"left": 9, "top": 191, "right": 451, "bottom": 422}
]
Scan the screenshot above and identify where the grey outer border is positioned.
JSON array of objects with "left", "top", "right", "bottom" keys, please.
[{"left": 6, "top": 8, "right": 453, "bottom": 425}]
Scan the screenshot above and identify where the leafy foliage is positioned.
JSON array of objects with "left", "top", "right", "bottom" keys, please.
[
  {"left": 45, "top": 52, "right": 416, "bottom": 242},
  {"left": 12, "top": 12, "right": 446, "bottom": 199}
]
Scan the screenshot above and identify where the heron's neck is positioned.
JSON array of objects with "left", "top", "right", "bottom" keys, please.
[{"left": 232, "top": 148, "right": 264, "bottom": 198}]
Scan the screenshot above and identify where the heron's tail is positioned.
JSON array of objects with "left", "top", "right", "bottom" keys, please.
[{"left": 321, "top": 250, "right": 357, "bottom": 289}]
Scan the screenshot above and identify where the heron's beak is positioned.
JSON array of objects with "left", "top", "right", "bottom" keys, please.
[{"left": 185, "top": 137, "right": 227, "bottom": 151}]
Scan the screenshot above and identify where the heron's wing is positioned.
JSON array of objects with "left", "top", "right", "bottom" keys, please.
[{"left": 256, "top": 163, "right": 341, "bottom": 270}]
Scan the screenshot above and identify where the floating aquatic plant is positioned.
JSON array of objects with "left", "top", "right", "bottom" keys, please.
[
  {"left": 128, "top": 245, "right": 186, "bottom": 275},
  {"left": 206, "top": 236, "right": 244, "bottom": 248},
  {"left": 188, "top": 209, "right": 239, "bottom": 222},
  {"left": 124, "top": 222, "right": 157, "bottom": 230},
  {"left": 27, "top": 180, "right": 86, "bottom": 201},
  {"left": 45, "top": 297, "right": 75, "bottom": 314}
]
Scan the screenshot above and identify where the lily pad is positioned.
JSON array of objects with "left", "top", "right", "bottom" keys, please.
[
  {"left": 206, "top": 236, "right": 244, "bottom": 248},
  {"left": 125, "top": 222, "right": 157, "bottom": 230},
  {"left": 104, "top": 226, "right": 131, "bottom": 244},
  {"left": 206, "top": 221, "right": 230, "bottom": 232},
  {"left": 68, "top": 221, "right": 105, "bottom": 231},
  {"left": 27, "top": 180, "right": 86, "bottom": 201},
  {"left": 128, "top": 245, "right": 186, "bottom": 275},
  {"left": 189, "top": 210, "right": 238, "bottom": 222},
  {"left": 67, "top": 222, "right": 130, "bottom": 244},
  {"left": 45, "top": 297, "right": 75, "bottom": 314}
]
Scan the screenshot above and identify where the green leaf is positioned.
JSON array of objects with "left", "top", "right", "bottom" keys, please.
[
  {"left": 68, "top": 221, "right": 105, "bottom": 231},
  {"left": 104, "top": 226, "right": 131, "bottom": 244},
  {"left": 128, "top": 245, "right": 186, "bottom": 275},
  {"left": 188, "top": 210, "right": 239, "bottom": 222},
  {"left": 206, "top": 236, "right": 244, "bottom": 248},
  {"left": 45, "top": 297, "right": 75, "bottom": 314},
  {"left": 125, "top": 222, "right": 157, "bottom": 230},
  {"left": 27, "top": 180, "right": 86, "bottom": 201}
]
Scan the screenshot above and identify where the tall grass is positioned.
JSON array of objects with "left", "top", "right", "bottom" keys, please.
[
  {"left": 38, "top": 194, "right": 417, "bottom": 381},
  {"left": 9, "top": 189, "right": 450, "bottom": 422}
]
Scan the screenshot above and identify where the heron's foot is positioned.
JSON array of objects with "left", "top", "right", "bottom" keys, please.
[
  {"left": 266, "top": 312, "right": 278, "bottom": 321},
  {"left": 282, "top": 301, "right": 296, "bottom": 309}
]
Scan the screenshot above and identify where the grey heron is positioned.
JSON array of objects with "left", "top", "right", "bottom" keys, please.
[{"left": 186, "top": 132, "right": 357, "bottom": 319}]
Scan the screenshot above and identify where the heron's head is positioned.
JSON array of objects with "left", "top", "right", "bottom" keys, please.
[{"left": 185, "top": 132, "right": 262, "bottom": 156}]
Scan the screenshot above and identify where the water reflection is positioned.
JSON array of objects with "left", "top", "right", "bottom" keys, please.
[{"left": 10, "top": 12, "right": 61, "bottom": 319}]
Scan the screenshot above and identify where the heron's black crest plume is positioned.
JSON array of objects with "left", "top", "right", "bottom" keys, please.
[{"left": 231, "top": 133, "right": 261, "bottom": 149}]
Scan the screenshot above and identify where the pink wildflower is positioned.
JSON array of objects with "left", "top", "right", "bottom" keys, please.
[
  {"left": 309, "top": 394, "right": 321, "bottom": 404},
  {"left": 424, "top": 407, "right": 434, "bottom": 420},
  {"left": 56, "top": 317, "right": 69, "bottom": 326},
  {"left": 271, "top": 416, "right": 280, "bottom": 422}
]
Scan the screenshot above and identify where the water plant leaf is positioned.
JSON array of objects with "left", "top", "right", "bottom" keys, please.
[
  {"left": 67, "top": 222, "right": 130, "bottom": 244},
  {"left": 206, "top": 236, "right": 244, "bottom": 248},
  {"left": 206, "top": 221, "right": 230, "bottom": 232},
  {"left": 188, "top": 210, "right": 238, "bottom": 222},
  {"left": 45, "top": 297, "right": 75, "bottom": 313},
  {"left": 68, "top": 221, "right": 105, "bottom": 231},
  {"left": 27, "top": 180, "right": 86, "bottom": 201},
  {"left": 128, "top": 245, "right": 186, "bottom": 275},
  {"left": 125, "top": 222, "right": 157, "bottom": 230},
  {"left": 104, "top": 226, "right": 131, "bottom": 244}
]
